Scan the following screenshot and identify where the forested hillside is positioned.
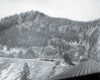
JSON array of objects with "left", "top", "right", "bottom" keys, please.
[
  {"left": 0, "top": 10, "right": 100, "bottom": 80},
  {"left": 0, "top": 10, "right": 99, "bottom": 59}
]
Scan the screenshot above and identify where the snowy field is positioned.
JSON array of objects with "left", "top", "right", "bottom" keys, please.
[{"left": 0, "top": 58, "right": 69, "bottom": 80}]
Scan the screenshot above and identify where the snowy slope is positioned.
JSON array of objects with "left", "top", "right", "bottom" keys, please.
[{"left": 0, "top": 58, "right": 66, "bottom": 80}]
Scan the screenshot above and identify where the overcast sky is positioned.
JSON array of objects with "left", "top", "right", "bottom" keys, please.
[{"left": 0, "top": 0, "right": 100, "bottom": 21}]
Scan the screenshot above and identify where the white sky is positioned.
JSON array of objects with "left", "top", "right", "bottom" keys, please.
[{"left": 0, "top": 0, "right": 100, "bottom": 21}]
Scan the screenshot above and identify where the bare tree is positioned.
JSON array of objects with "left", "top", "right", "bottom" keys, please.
[{"left": 62, "top": 52, "right": 75, "bottom": 67}]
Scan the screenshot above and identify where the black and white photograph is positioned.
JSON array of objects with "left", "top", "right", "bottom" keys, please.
[{"left": 0, "top": 0, "right": 100, "bottom": 80}]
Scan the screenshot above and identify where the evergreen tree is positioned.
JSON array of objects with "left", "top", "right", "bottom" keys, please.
[{"left": 20, "top": 63, "right": 31, "bottom": 80}]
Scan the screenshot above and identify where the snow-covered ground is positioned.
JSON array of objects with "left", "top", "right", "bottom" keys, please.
[{"left": 0, "top": 58, "right": 71, "bottom": 80}]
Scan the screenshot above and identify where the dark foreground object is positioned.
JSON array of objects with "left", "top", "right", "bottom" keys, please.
[{"left": 58, "top": 73, "right": 100, "bottom": 80}]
